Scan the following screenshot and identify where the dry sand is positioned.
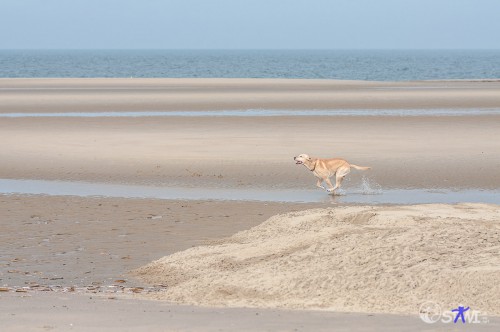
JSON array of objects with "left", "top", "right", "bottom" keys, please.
[{"left": 133, "top": 204, "right": 500, "bottom": 316}]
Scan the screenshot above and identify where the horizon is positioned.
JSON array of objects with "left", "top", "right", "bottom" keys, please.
[{"left": 2, "top": 48, "right": 500, "bottom": 51}]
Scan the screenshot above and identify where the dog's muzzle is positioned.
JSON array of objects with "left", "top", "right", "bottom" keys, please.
[{"left": 294, "top": 157, "right": 303, "bottom": 165}]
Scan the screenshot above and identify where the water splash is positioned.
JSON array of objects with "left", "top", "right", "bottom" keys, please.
[
  {"left": 359, "top": 176, "right": 383, "bottom": 195},
  {"left": 329, "top": 188, "right": 346, "bottom": 196}
]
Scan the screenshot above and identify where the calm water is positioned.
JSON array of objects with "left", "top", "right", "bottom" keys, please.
[
  {"left": 1, "top": 109, "right": 500, "bottom": 118},
  {"left": 1, "top": 179, "right": 499, "bottom": 204},
  {"left": 1, "top": 50, "right": 499, "bottom": 80}
]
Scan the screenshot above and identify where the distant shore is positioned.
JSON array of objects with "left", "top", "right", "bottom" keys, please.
[{"left": 1, "top": 78, "right": 500, "bottom": 113}]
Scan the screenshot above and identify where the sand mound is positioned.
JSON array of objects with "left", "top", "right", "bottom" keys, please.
[{"left": 132, "top": 204, "right": 500, "bottom": 315}]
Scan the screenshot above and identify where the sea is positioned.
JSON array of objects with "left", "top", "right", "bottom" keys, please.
[{"left": 0, "top": 49, "right": 499, "bottom": 81}]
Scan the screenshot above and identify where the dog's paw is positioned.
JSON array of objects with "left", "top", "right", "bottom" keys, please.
[{"left": 326, "top": 188, "right": 335, "bottom": 193}]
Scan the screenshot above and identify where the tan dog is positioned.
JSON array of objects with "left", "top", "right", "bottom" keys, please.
[{"left": 294, "top": 154, "right": 371, "bottom": 193}]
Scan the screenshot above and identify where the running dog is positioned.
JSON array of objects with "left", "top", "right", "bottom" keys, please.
[{"left": 294, "top": 154, "right": 370, "bottom": 194}]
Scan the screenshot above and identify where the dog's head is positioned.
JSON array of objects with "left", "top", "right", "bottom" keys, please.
[{"left": 293, "top": 154, "right": 312, "bottom": 165}]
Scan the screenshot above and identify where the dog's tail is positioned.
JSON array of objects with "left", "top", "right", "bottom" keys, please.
[{"left": 350, "top": 164, "right": 371, "bottom": 171}]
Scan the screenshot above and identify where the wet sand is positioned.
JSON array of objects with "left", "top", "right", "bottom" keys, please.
[
  {"left": 2, "top": 78, "right": 500, "bottom": 112},
  {"left": 1, "top": 115, "right": 499, "bottom": 190},
  {"left": 1, "top": 78, "right": 500, "bottom": 331},
  {"left": 0, "top": 195, "right": 321, "bottom": 289},
  {"left": 5, "top": 292, "right": 500, "bottom": 332}
]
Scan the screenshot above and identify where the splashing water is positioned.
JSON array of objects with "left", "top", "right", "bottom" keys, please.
[
  {"left": 359, "top": 176, "right": 383, "bottom": 195},
  {"left": 332, "top": 188, "right": 346, "bottom": 196}
]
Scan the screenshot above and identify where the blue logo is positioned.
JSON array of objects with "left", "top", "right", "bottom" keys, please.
[{"left": 452, "top": 306, "right": 470, "bottom": 323}]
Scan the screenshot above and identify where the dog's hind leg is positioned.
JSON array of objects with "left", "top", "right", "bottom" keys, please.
[{"left": 327, "top": 167, "right": 350, "bottom": 193}]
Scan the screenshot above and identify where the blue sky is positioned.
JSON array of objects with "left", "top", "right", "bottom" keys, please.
[{"left": 1, "top": 0, "right": 499, "bottom": 49}]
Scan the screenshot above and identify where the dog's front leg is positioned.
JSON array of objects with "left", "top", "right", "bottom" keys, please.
[{"left": 315, "top": 178, "right": 325, "bottom": 190}]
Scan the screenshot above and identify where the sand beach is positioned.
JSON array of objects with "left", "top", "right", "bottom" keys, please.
[{"left": 1, "top": 78, "right": 500, "bottom": 331}]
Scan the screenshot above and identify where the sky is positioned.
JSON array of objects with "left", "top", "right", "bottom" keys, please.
[{"left": 1, "top": 0, "right": 499, "bottom": 49}]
